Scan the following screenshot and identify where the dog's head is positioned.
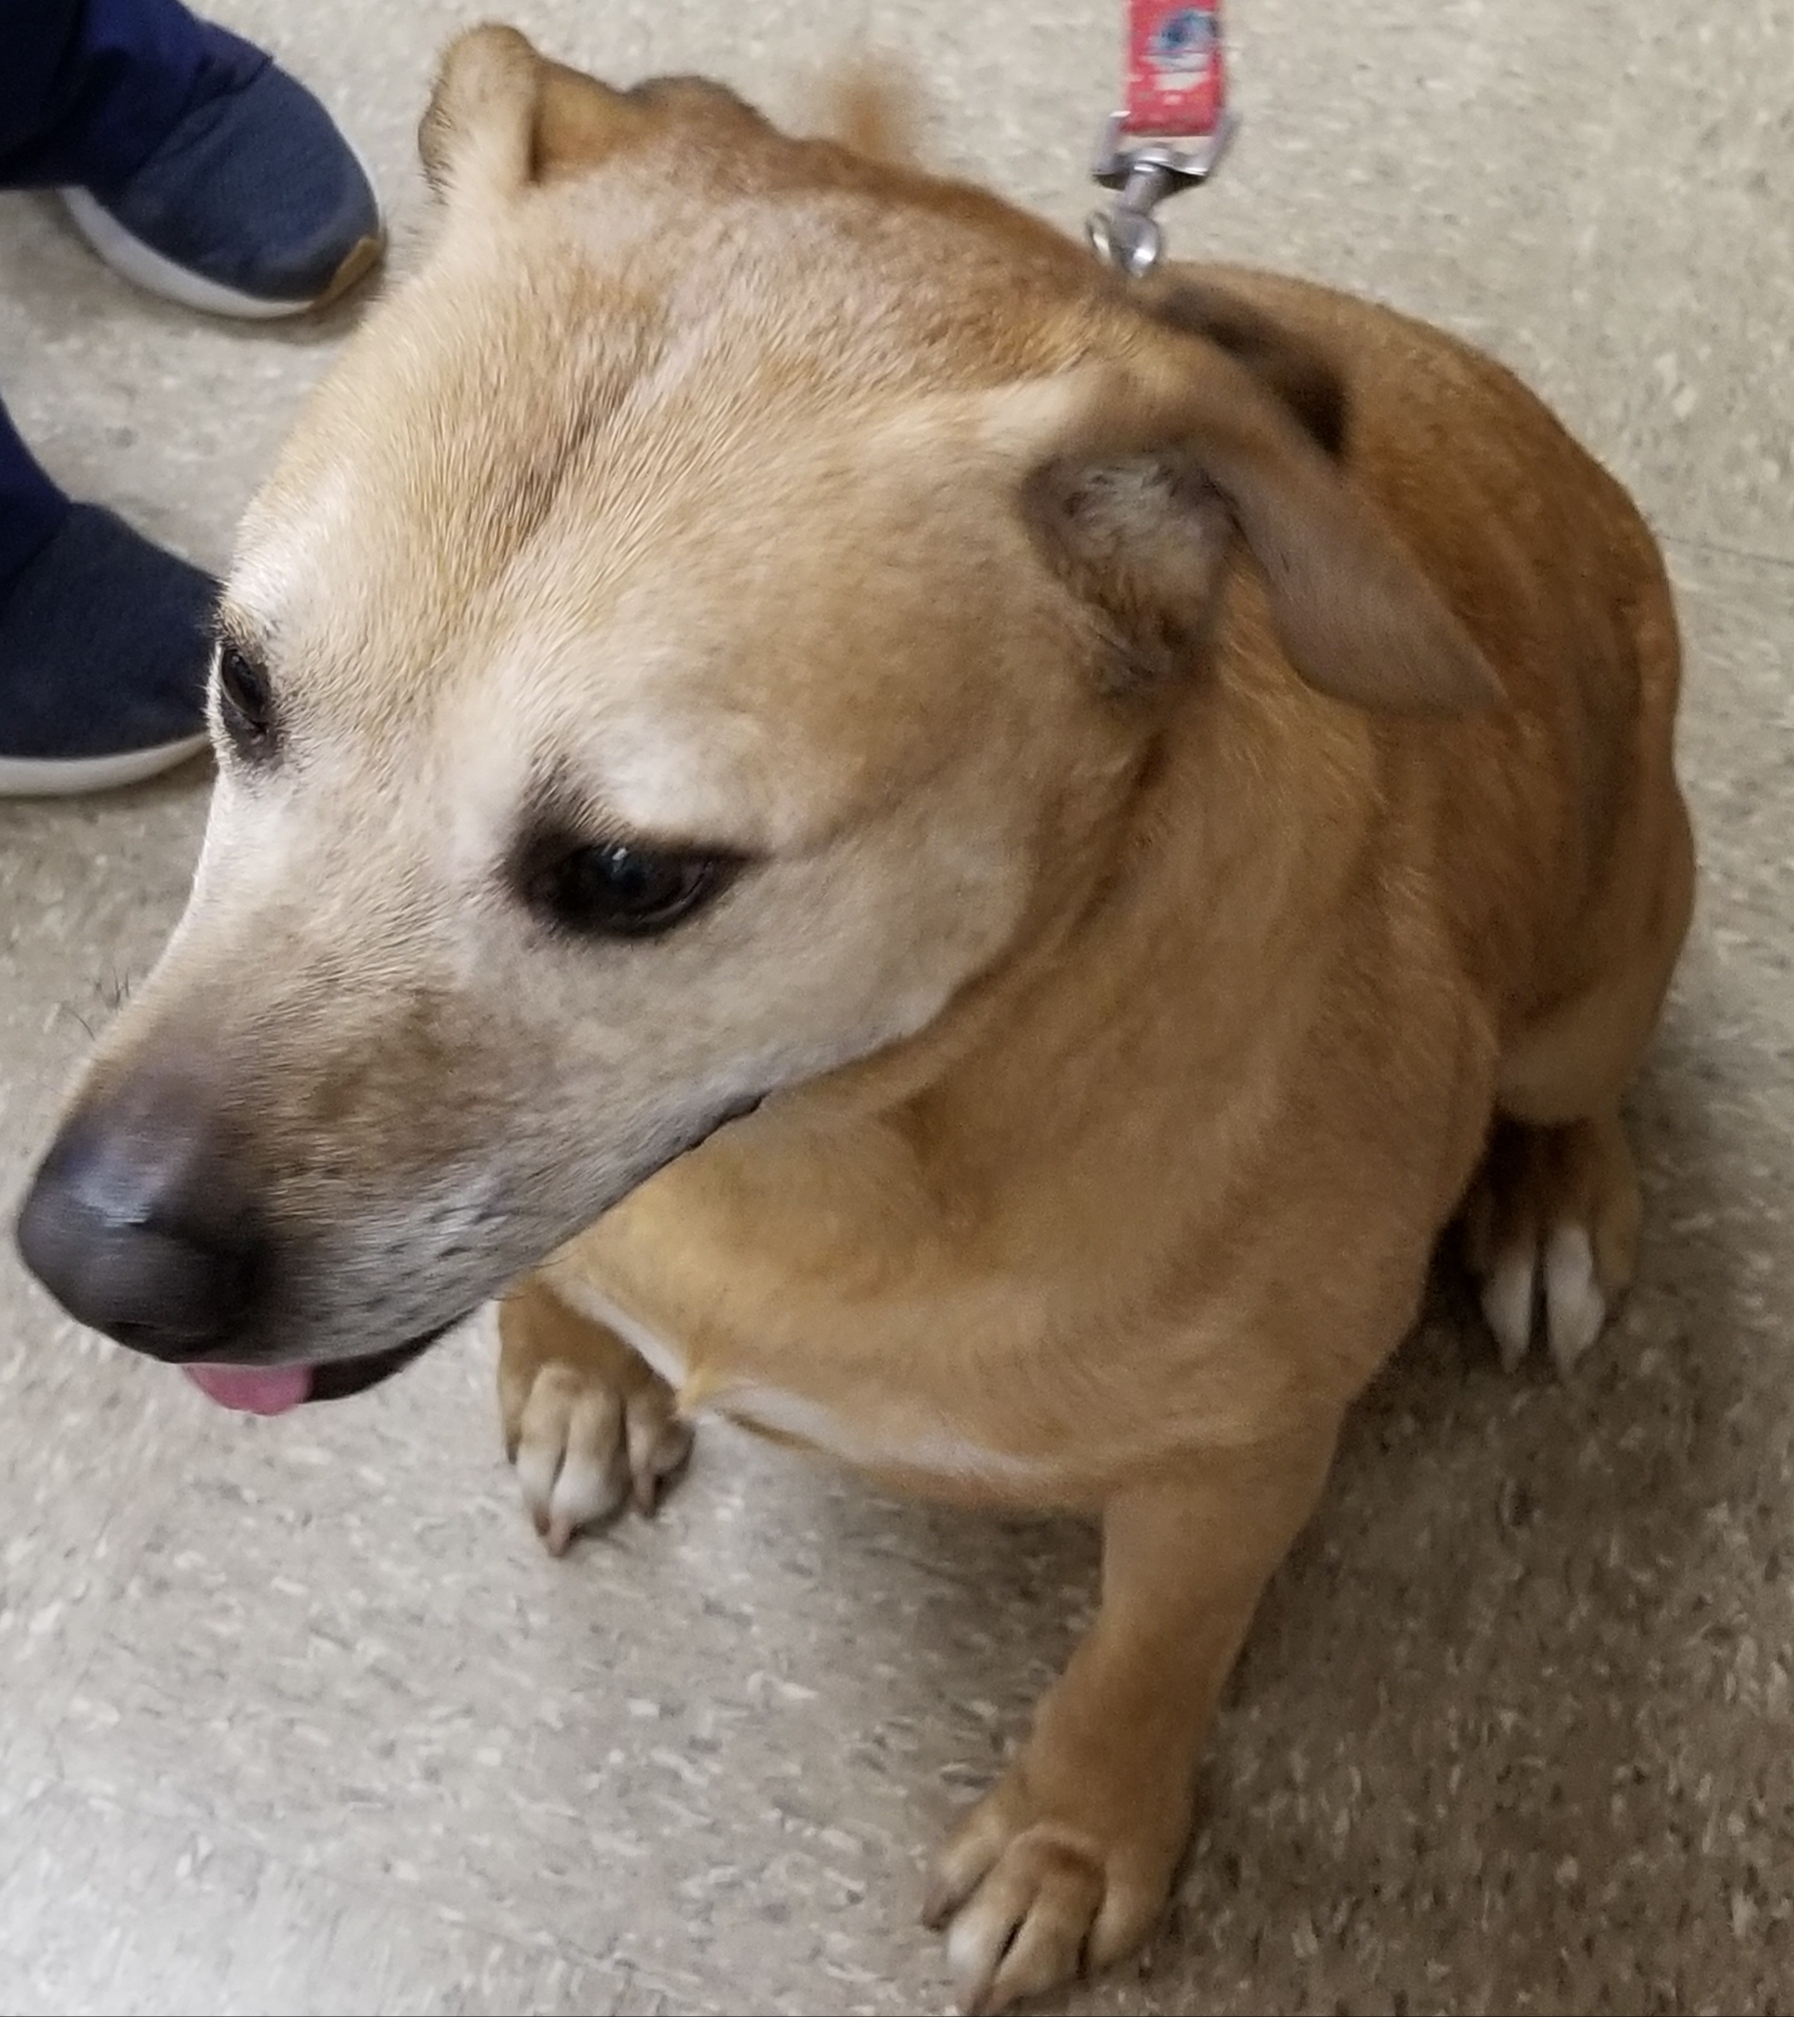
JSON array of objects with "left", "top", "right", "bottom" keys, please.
[{"left": 15, "top": 28, "right": 1493, "bottom": 1407}]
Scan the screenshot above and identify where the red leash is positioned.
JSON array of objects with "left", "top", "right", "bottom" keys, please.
[
  {"left": 1126, "top": 0, "right": 1228, "bottom": 137},
  {"left": 1089, "top": 0, "right": 1236, "bottom": 278}
]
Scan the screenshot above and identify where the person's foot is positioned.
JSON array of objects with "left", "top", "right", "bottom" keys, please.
[
  {"left": 0, "top": 506, "right": 215, "bottom": 797},
  {"left": 61, "top": 27, "right": 383, "bottom": 320}
]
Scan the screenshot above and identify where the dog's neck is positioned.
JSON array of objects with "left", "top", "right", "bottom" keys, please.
[{"left": 739, "top": 633, "right": 1377, "bottom": 1258}]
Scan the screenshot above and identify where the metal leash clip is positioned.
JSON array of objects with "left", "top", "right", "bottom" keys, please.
[{"left": 1086, "top": 106, "right": 1238, "bottom": 279}]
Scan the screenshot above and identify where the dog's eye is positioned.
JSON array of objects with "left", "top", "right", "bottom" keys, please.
[
  {"left": 216, "top": 642, "right": 274, "bottom": 747},
  {"left": 532, "top": 841, "right": 731, "bottom": 938}
]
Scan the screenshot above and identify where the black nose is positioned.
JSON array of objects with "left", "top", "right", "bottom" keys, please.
[{"left": 15, "top": 1085, "right": 269, "bottom": 1360}]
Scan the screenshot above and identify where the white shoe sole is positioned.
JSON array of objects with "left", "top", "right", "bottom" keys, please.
[
  {"left": 0, "top": 733, "right": 211, "bottom": 798},
  {"left": 60, "top": 154, "right": 384, "bottom": 321}
]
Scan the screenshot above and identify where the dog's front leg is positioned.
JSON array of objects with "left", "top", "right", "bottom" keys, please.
[
  {"left": 925, "top": 1418, "right": 1340, "bottom": 2013},
  {"left": 497, "top": 1274, "right": 694, "bottom": 1554}
]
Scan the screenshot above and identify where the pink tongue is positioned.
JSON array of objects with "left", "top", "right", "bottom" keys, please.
[{"left": 183, "top": 1363, "right": 313, "bottom": 1415}]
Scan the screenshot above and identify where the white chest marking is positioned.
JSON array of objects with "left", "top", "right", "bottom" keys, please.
[
  {"left": 555, "top": 1280, "right": 691, "bottom": 1391},
  {"left": 721, "top": 1381, "right": 1048, "bottom": 1485},
  {"left": 550, "top": 1283, "right": 1046, "bottom": 1487}
]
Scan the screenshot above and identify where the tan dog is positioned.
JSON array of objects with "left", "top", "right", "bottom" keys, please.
[{"left": 16, "top": 27, "right": 1693, "bottom": 2012}]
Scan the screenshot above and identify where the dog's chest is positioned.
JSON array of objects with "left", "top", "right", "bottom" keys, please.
[{"left": 549, "top": 1274, "right": 1047, "bottom": 1490}]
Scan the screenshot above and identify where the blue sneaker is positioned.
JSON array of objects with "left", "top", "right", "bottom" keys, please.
[
  {"left": 0, "top": 506, "right": 214, "bottom": 797},
  {"left": 61, "top": 28, "right": 383, "bottom": 320}
]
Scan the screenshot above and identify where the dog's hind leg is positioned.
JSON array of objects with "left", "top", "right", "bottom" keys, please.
[
  {"left": 497, "top": 1274, "right": 694, "bottom": 1554},
  {"left": 1465, "top": 775, "right": 1693, "bottom": 1376}
]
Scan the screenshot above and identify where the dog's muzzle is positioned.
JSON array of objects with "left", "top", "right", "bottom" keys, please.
[{"left": 14, "top": 1073, "right": 454, "bottom": 1412}]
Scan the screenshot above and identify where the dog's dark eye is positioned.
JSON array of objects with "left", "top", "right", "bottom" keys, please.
[
  {"left": 532, "top": 841, "right": 731, "bottom": 938},
  {"left": 216, "top": 642, "right": 274, "bottom": 747}
]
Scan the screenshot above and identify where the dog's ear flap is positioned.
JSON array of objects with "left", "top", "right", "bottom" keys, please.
[
  {"left": 802, "top": 59, "right": 923, "bottom": 167},
  {"left": 419, "top": 25, "right": 666, "bottom": 200},
  {"left": 1138, "top": 275, "right": 1349, "bottom": 461},
  {"left": 990, "top": 338, "right": 1498, "bottom": 714},
  {"left": 420, "top": 26, "right": 545, "bottom": 198}
]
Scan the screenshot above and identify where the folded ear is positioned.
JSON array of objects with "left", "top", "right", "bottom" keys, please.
[
  {"left": 996, "top": 327, "right": 1499, "bottom": 714},
  {"left": 802, "top": 58, "right": 924, "bottom": 167},
  {"left": 420, "top": 25, "right": 550, "bottom": 198},
  {"left": 1138, "top": 273, "right": 1349, "bottom": 460},
  {"left": 420, "top": 26, "right": 762, "bottom": 202}
]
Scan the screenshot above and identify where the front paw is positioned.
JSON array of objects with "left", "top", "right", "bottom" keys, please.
[
  {"left": 496, "top": 1281, "right": 694, "bottom": 1555},
  {"left": 924, "top": 1767, "right": 1183, "bottom": 2014}
]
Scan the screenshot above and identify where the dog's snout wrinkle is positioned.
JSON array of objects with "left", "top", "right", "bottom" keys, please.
[{"left": 15, "top": 1085, "right": 270, "bottom": 1360}]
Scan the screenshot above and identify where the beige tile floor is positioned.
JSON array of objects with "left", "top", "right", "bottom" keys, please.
[{"left": 3, "top": 1, "right": 1793, "bottom": 2010}]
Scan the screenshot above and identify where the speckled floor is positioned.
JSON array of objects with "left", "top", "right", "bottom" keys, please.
[{"left": 3, "top": 3, "right": 1793, "bottom": 2013}]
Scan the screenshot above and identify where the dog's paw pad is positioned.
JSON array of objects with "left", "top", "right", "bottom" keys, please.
[
  {"left": 1543, "top": 1224, "right": 1606, "bottom": 1377},
  {"left": 499, "top": 1288, "right": 695, "bottom": 1554},
  {"left": 1463, "top": 1114, "right": 1638, "bottom": 1377},
  {"left": 513, "top": 1368, "right": 692, "bottom": 1553},
  {"left": 925, "top": 1787, "right": 1169, "bottom": 2014},
  {"left": 1479, "top": 1246, "right": 1537, "bottom": 1374}
]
